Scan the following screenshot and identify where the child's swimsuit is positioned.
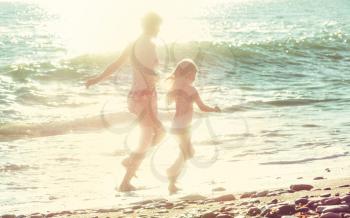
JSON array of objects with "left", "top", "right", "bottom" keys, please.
[{"left": 169, "top": 89, "right": 196, "bottom": 135}]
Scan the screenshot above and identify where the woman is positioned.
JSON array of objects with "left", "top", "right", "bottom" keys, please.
[{"left": 85, "top": 12, "right": 165, "bottom": 192}]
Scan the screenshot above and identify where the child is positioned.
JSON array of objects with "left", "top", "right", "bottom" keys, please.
[{"left": 166, "top": 59, "right": 220, "bottom": 194}]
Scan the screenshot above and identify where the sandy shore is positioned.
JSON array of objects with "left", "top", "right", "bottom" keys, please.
[{"left": 2, "top": 177, "right": 350, "bottom": 218}]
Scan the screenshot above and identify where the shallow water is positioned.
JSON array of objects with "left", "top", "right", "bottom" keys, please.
[{"left": 1, "top": 0, "right": 350, "bottom": 215}]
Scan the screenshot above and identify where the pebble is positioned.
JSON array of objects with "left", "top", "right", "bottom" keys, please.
[
  {"left": 200, "top": 211, "right": 216, "bottom": 218},
  {"left": 132, "top": 205, "right": 142, "bottom": 210},
  {"left": 316, "top": 205, "right": 350, "bottom": 213},
  {"left": 295, "top": 198, "right": 309, "bottom": 205},
  {"left": 215, "top": 214, "right": 233, "bottom": 218},
  {"left": 290, "top": 184, "right": 313, "bottom": 191},
  {"left": 131, "top": 199, "right": 153, "bottom": 205},
  {"left": 341, "top": 195, "right": 350, "bottom": 203},
  {"left": 123, "top": 208, "right": 134, "bottom": 214},
  {"left": 212, "top": 187, "right": 226, "bottom": 192},
  {"left": 1, "top": 215, "right": 16, "bottom": 218},
  {"left": 320, "top": 212, "right": 342, "bottom": 218},
  {"left": 277, "top": 204, "right": 296, "bottom": 216},
  {"left": 157, "top": 209, "right": 168, "bottom": 213},
  {"left": 321, "top": 197, "right": 341, "bottom": 205},
  {"left": 321, "top": 193, "right": 332, "bottom": 198},
  {"left": 296, "top": 207, "right": 309, "bottom": 213},
  {"left": 269, "top": 199, "right": 278, "bottom": 204},
  {"left": 256, "top": 190, "right": 269, "bottom": 197},
  {"left": 314, "top": 176, "right": 325, "bottom": 180},
  {"left": 306, "top": 200, "right": 320, "bottom": 210},
  {"left": 240, "top": 191, "right": 257, "bottom": 199},
  {"left": 30, "top": 215, "right": 44, "bottom": 218},
  {"left": 214, "top": 194, "right": 236, "bottom": 202},
  {"left": 247, "top": 207, "right": 261, "bottom": 216}
]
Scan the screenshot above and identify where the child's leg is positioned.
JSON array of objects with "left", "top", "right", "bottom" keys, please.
[
  {"left": 167, "top": 132, "right": 194, "bottom": 194},
  {"left": 167, "top": 152, "right": 185, "bottom": 194}
]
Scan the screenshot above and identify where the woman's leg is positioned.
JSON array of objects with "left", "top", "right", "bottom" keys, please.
[
  {"left": 149, "top": 94, "right": 165, "bottom": 146},
  {"left": 119, "top": 99, "right": 156, "bottom": 192}
]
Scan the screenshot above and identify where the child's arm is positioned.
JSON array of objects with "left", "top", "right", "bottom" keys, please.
[
  {"left": 85, "top": 45, "right": 130, "bottom": 88},
  {"left": 193, "top": 89, "right": 221, "bottom": 112}
]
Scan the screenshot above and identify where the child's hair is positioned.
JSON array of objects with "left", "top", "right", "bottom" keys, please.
[
  {"left": 168, "top": 58, "right": 198, "bottom": 80},
  {"left": 167, "top": 59, "right": 198, "bottom": 104}
]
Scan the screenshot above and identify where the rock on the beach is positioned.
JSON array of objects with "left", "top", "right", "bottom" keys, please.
[
  {"left": 240, "top": 191, "right": 257, "bottom": 199},
  {"left": 316, "top": 205, "right": 350, "bottom": 213},
  {"left": 277, "top": 204, "right": 296, "bottom": 216},
  {"left": 321, "top": 193, "right": 332, "bottom": 198},
  {"left": 180, "top": 194, "right": 207, "bottom": 201},
  {"left": 214, "top": 194, "right": 236, "bottom": 202},
  {"left": 341, "top": 195, "right": 350, "bottom": 203},
  {"left": 314, "top": 176, "right": 325, "bottom": 180},
  {"left": 30, "top": 215, "right": 44, "bottom": 218},
  {"left": 295, "top": 198, "right": 309, "bottom": 205},
  {"left": 123, "top": 208, "right": 134, "bottom": 214},
  {"left": 306, "top": 200, "right": 321, "bottom": 210},
  {"left": 212, "top": 187, "right": 226, "bottom": 192},
  {"left": 290, "top": 184, "right": 314, "bottom": 191},
  {"left": 256, "top": 190, "right": 269, "bottom": 197},
  {"left": 269, "top": 199, "right": 278, "bottom": 204},
  {"left": 296, "top": 207, "right": 309, "bottom": 213},
  {"left": 1, "top": 215, "right": 16, "bottom": 218},
  {"left": 157, "top": 209, "right": 169, "bottom": 213},
  {"left": 200, "top": 211, "right": 217, "bottom": 218},
  {"left": 321, "top": 197, "right": 341, "bottom": 205},
  {"left": 247, "top": 207, "right": 261, "bottom": 216},
  {"left": 216, "top": 214, "right": 233, "bottom": 218},
  {"left": 320, "top": 212, "right": 342, "bottom": 218}
]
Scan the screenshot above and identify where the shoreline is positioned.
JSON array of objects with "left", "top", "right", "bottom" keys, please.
[{"left": 3, "top": 177, "right": 350, "bottom": 218}]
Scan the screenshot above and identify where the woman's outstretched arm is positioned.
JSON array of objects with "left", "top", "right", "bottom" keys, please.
[{"left": 85, "top": 45, "right": 131, "bottom": 88}]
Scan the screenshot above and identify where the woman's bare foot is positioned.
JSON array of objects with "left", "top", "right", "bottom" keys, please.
[
  {"left": 168, "top": 183, "right": 181, "bottom": 195},
  {"left": 119, "top": 182, "right": 136, "bottom": 192}
]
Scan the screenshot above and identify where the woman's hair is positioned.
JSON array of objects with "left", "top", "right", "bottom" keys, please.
[
  {"left": 167, "top": 59, "right": 198, "bottom": 104},
  {"left": 142, "top": 12, "right": 162, "bottom": 32}
]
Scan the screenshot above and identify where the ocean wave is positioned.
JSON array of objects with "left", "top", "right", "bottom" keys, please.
[
  {"left": 1, "top": 32, "right": 349, "bottom": 82},
  {"left": 260, "top": 152, "right": 349, "bottom": 165},
  {"left": 0, "top": 112, "right": 133, "bottom": 141},
  {"left": 0, "top": 164, "right": 32, "bottom": 173},
  {"left": 248, "top": 98, "right": 341, "bottom": 107}
]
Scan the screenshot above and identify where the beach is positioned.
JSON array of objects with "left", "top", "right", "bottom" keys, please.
[
  {"left": 2, "top": 177, "right": 350, "bottom": 218},
  {"left": 1, "top": 0, "right": 350, "bottom": 216}
]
